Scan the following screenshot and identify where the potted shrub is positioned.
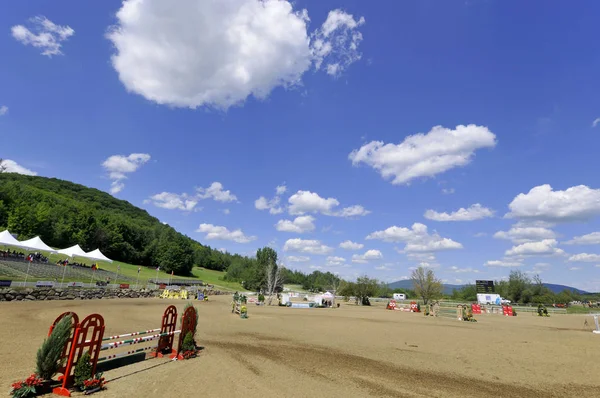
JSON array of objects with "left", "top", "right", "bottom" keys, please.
[{"left": 181, "top": 332, "right": 197, "bottom": 359}]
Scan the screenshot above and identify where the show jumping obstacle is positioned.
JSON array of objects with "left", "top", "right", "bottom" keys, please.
[{"left": 49, "top": 305, "right": 197, "bottom": 397}]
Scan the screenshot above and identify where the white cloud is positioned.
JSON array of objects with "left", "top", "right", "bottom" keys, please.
[
  {"left": 255, "top": 185, "right": 286, "bottom": 214},
  {"left": 448, "top": 266, "right": 480, "bottom": 273},
  {"left": 283, "top": 238, "right": 333, "bottom": 255},
  {"left": 275, "top": 215, "right": 316, "bottom": 233},
  {"left": 506, "top": 184, "right": 600, "bottom": 222},
  {"left": 505, "top": 239, "right": 565, "bottom": 257},
  {"left": 0, "top": 159, "right": 37, "bottom": 176},
  {"left": 563, "top": 232, "right": 600, "bottom": 245},
  {"left": 106, "top": 0, "right": 364, "bottom": 109},
  {"left": 145, "top": 192, "right": 198, "bottom": 211},
  {"left": 534, "top": 262, "right": 551, "bottom": 268},
  {"left": 442, "top": 188, "right": 455, "bottom": 195},
  {"left": 568, "top": 253, "right": 600, "bottom": 263},
  {"left": 474, "top": 232, "right": 487, "bottom": 237},
  {"left": 218, "top": 248, "right": 227, "bottom": 253},
  {"left": 311, "top": 9, "right": 365, "bottom": 77},
  {"left": 375, "top": 265, "right": 392, "bottom": 271},
  {"left": 326, "top": 256, "right": 346, "bottom": 266},
  {"left": 309, "top": 265, "right": 323, "bottom": 270},
  {"left": 485, "top": 259, "right": 524, "bottom": 268},
  {"left": 569, "top": 267, "right": 582, "bottom": 271},
  {"left": 349, "top": 124, "right": 496, "bottom": 185},
  {"left": 196, "top": 223, "right": 256, "bottom": 243},
  {"left": 102, "top": 153, "right": 150, "bottom": 194},
  {"left": 336, "top": 205, "right": 371, "bottom": 218},
  {"left": 592, "top": 118, "right": 600, "bottom": 128},
  {"left": 286, "top": 255, "right": 310, "bottom": 263},
  {"left": 288, "top": 190, "right": 339, "bottom": 215},
  {"left": 493, "top": 226, "right": 556, "bottom": 244},
  {"left": 197, "top": 182, "right": 237, "bottom": 202},
  {"left": 405, "top": 252, "right": 437, "bottom": 262},
  {"left": 0, "top": 106, "right": 8, "bottom": 116},
  {"left": 352, "top": 249, "right": 383, "bottom": 263},
  {"left": 275, "top": 185, "right": 287, "bottom": 195},
  {"left": 424, "top": 204, "right": 494, "bottom": 222},
  {"left": 221, "top": 209, "right": 231, "bottom": 215},
  {"left": 287, "top": 190, "right": 368, "bottom": 217},
  {"left": 367, "top": 223, "right": 462, "bottom": 253},
  {"left": 404, "top": 239, "right": 462, "bottom": 253},
  {"left": 11, "top": 16, "right": 74, "bottom": 56},
  {"left": 339, "top": 240, "right": 364, "bottom": 250}
]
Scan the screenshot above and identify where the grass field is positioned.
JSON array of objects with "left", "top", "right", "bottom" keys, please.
[
  {"left": 1, "top": 245, "right": 243, "bottom": 290},
  {"left": 191, "top": 267, "right": 243, "bottom": 291}
]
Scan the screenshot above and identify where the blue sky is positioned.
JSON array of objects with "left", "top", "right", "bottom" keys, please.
[{"left": 2, "top": 0, "right": 600, "bottom": 291}]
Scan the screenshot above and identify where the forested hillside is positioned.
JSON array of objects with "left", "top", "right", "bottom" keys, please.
[
  {"left": 0, "top": 173, "right": 342, "bottom": 291},
  {"left": 0, "top": 173, "right": 234, "bottom": 275}
]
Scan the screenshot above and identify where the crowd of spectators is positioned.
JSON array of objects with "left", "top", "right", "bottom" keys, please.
[
  {"left": 56, "top": 259, "right": 100, "bottom": 270},
  {"left": 1, "top": 250, "right": 48, "bottom": 263}
]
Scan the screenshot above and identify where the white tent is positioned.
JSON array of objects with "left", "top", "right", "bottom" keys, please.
[
  {"left": 85, "top": 248, "right": 113, "bottom": 263},
  {"left": 57, "top": 244, "right": 88, "bottom": 258},
  {"left": 18, "top": 236, "right": 57, "bottom": 253},
  {"left": 0, "top": 230, "right": 29, "bottom": 249}
]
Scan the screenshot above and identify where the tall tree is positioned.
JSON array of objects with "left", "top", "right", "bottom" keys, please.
[
  {"left": 255, "top": 247, "right": 278, "bottom": 291},
  {"left": 507, "top": 270, "right": 531, "bottom": 303},
  {"left": 354, "top": 275, "right": 379, "bottom": 305},
  {"left": 411, "top": 266, "right": 443, "bottom": 304}
]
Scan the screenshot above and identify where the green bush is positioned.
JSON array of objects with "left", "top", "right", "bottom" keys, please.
[
  {"left": 36, "top": 315, "right": 72, "bottom": 380},
  {"left": 181, "top": 332, "right": 195, "bottom": 352},
  {"left": 73, "top": 351, "right": 93, "bottom": 390}
]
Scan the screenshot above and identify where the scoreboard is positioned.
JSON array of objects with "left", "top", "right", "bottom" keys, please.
[{"left": 476, "top": 280, "right": 495, "bottom": 293}]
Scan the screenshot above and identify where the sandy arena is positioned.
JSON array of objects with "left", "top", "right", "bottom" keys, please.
[{"left": 1, "top": 296, "right": 599, "bottom": 397}]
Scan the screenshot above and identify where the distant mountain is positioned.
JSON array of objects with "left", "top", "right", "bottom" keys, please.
[
  {"left": 542, "top": 283, "right": 590, "bottom": 295},
  {"left": 388, "top": 280, "right": 591, "bottom": 296}
]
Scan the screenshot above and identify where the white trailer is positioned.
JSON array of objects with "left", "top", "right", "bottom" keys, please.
[{"left": 477, "top": 293, "right": 510, "bottom": 305}]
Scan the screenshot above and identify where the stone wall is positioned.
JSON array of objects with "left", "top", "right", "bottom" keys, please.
[{"left": 0, "top": 287, "right": 159, "bottom": 302}]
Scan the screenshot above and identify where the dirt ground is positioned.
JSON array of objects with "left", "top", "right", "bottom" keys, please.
[{"left": 0, "top": 296, "right": 599, "bottom": 398}]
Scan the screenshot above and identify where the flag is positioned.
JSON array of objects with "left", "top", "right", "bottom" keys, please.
[
  {"left": 117, "top": 265, "right": 120, "bottom": 272},
  {"left": 137, "top": 267, "right": 141, "bottom": 274},
  {"left": 156, "top": 266, "right": 160, "bottom": 271},
  {"left": 171, "top": 270, "right": 174, "bottom": 276}
]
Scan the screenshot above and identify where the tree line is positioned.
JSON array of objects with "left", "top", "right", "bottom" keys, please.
[{"left": 0, "top": 173, "right": 250, "bottom": 276}]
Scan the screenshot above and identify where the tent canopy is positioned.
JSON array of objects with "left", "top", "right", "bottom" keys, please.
[
  {"left": 57, "top": 244, "right": 113, "bottom": 263},
  {"left": 0, "top": 230, "right": 29, "bottom": 249},
  {"left": 18, "top": 236, "right": 57, "bottom": 253},
  {"left": 57, "top": 244, "right": 88, "bottom": 258},
  {"left": 85, "top": 248, "right": 113, "bottom": 263}
]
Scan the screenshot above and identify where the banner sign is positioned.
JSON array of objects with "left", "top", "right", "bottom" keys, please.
[
  {"left": 36, "top": 281, "right": 55, "bottom": 288},
  {"left": 67, "top": 282, "right": 84, "bottom": 288},
  {"left": 119, "top": 284, "right": 130, "bottom": 289},
  {"left": 0, "top": 280, "right": 12, "bottom": 287}
]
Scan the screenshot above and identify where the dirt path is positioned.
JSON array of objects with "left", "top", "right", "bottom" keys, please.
[{"left": 0, "top": 297, "right": 598, "bottom": 397}]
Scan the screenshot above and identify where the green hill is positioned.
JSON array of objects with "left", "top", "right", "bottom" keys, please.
[{"left": 0, "top": 173, "right": 237, "bottom": 276}]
